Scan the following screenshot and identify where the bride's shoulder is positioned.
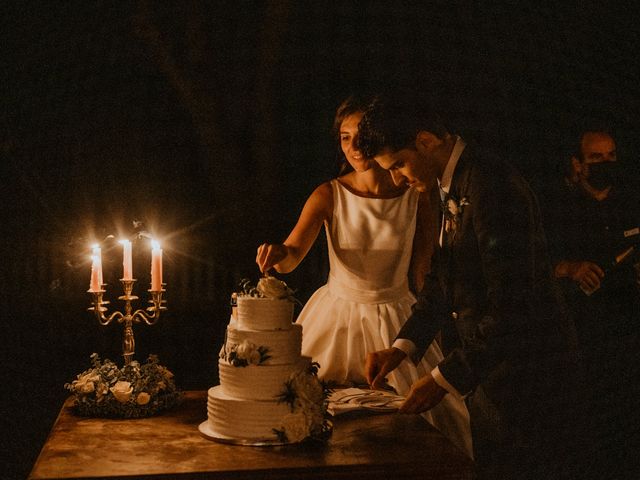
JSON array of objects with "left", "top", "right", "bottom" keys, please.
[
  {"left": 313, "top": 180, "right": 334, "bottom": 197},
  {"left": 307, "top": 181, "right": 334, "bottom": 207}
]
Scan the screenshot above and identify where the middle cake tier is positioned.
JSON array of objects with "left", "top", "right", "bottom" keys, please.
[
  {"left": 223, "top": 323, "right": 302, "bottom": 365},
  {"left": 218, "top": 356, "right": 311, "bottom": 400}
]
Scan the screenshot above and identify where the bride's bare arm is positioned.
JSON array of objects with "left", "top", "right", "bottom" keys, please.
[{"left": 256, "top": 182, "right": 333, "bottom": 274}]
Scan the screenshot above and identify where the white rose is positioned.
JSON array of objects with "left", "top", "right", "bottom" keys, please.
[
  {"left": 248, "top": 350, "right": 262, "bottom": 365},
  {"left": 76, "top": 372, "right": 98, "bottom": 385},
  {"left": 136, "top": 392, "right": 151, "bottom": 405},
  {"left": 79, "top": 380, "right": 95, "bottom": 394},
  {"left": 257, "top": 276, "right": 289, "bottom": 299},
  {"left": 73, "top": 372, "right": 98, "bottom": 394},
  {"left": 110, "top": 381, "right": 133, "bottom": 403},
  {"left": 72, "top": 379, "right": 85, "bottom": 392},
  {"left": 292, "top": 371, "right": 324, "bottom": 405},
  {"left": 280, "top": 412, "right": 310, "bottom": 443},
  {"left": 308, "top": 408, "right": 326, "bottom": 430},
  {"left": 236, "top": 340, "right": 256, "bottom": 360}
]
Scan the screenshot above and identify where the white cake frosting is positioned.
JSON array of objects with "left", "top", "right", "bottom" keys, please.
[
  {"left": 236, "top": 296, "right": 294, "bottom": 330},
  {"left": 219, "top": 356, "right": 311, "bottom": 400},
  {"left": 207, "top": 386, "right": 292, "bottom": 439},
  {"left": 204, "top": 277, "right": 326, "bottom": 444}
]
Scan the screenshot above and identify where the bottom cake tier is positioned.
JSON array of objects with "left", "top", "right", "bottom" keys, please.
[{"left": 206, "top": 386, "right": 292, "bottom": 441}]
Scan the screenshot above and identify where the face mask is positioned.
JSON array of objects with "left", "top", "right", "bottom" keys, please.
[{"left": 587, "top": 162, "right": 618, "bottom": 190}]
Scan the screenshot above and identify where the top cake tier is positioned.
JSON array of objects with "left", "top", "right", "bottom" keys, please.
[{"left": 236, "top": 296, "right": 294, "bottom": 330}]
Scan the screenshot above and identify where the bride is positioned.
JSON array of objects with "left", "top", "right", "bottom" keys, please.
[{"left": 256, "top": 95, "right": 471, "bottom": 457}]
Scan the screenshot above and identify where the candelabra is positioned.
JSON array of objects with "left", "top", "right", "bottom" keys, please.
[{"left": 88, "top": 280, "right": 167, "bottom": 365}]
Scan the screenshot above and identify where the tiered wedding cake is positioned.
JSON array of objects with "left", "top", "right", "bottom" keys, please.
[{"left": 199, "top": 277, "right": 326, "bottom": 444}]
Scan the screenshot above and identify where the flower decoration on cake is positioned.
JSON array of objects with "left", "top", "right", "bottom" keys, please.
[
  {"left": 220, "top": 339, "right": 271, "bottom": 367},
  {"left": 65, "top": 353, "right": 181, "bottom": 418},
  {"left": 257, "top": 276, "right": 292, "bottom": 298},
  {"left": 239, "top": 276, "right": 301, "bottom": 305},
  {"left": 273, "top": 362, "right": 330, "bottom": 443}
]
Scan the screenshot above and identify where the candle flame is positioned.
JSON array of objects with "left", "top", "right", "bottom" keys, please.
[
  {"left": 119, "top": 239, "right": 131, "bottom": 246},
  {"left": 151, "top": 239, "right": 161, "bottom": 250}
]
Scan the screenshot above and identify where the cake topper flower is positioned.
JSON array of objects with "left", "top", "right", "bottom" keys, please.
[
  {"left": 257, "top": 276, "right": 292, "bottom": 299},
  {"left": 238, "top": 276, "right": 301, "bottom": 305}
]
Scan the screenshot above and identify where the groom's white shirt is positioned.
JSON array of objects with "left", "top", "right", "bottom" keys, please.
[{"left": 393, "top": 136, "right": 466, "bottom": 400}]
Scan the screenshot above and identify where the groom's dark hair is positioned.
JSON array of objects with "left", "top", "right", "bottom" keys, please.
[{"left": 357, "top": 92, "right": 448, "bottom": 158}]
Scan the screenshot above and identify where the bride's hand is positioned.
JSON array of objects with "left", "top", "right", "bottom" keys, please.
[{"left": 256, "top": 243, "right": 288, "bottom": 274}]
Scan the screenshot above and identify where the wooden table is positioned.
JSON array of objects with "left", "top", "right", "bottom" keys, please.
[{"left": 29, "top": 390, "right": 473, "bottom": 479}]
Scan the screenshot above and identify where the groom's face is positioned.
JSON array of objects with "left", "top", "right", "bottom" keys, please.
[{"left": 374, "top": 147, "right": 432, "bottom": 192}]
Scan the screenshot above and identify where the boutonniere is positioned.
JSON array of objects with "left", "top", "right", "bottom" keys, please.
[{"left": 442, "top": 195, "right": 470, "bottom": 234}]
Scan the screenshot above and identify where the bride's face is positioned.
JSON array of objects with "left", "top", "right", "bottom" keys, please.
[{"left": 340, "top": 112, "right": 372, "bottom": 172}]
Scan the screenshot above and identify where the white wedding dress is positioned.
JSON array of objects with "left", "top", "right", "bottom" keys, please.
[{"left": 297, "top": 179, "right": 472, "bottom": 457}]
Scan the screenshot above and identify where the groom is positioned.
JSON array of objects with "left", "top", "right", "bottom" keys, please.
[{"left": 358, "top": 94, "right": 581, "bottom": 479}]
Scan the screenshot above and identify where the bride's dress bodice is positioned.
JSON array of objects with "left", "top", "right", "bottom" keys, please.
[{"left": 325, "top": 179, "right": 419, "bottom": 303}]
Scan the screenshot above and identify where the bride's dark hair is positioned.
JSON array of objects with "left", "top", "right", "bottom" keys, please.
[{"left": 332, "top": 94, "right": 374, "bottom": 176}]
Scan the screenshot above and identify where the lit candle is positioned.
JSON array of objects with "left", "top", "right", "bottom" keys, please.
[
  {"left": 151, "top": 240, "right": 163, "bottom": 291},
  {"left": 120, "top": 239, "right": 133, "bottom": 280},
  {"left": 89, "top": 254, "right": 101, "bottom": 292},
  {"left": 92, "top": 244, "right": 103, "bottom": 286}
]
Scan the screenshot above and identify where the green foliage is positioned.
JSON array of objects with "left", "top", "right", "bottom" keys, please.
[{"left": 277, "top": 378, "right": 298, "bottom": 411}]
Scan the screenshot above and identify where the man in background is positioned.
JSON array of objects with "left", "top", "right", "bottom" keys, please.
[{"left": 541, "top": 127, "right": 640, "bottom": 477}]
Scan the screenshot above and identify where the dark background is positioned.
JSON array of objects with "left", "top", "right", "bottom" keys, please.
[{"left": 2, "top": 2, "right": 639, "bottom": 478}]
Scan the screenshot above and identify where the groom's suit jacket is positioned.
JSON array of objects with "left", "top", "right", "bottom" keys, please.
[{"left": 398, "top": 147, "right": 579, "bottom": 436}]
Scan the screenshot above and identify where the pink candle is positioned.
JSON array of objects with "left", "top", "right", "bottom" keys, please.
[
  {"left": 89, "top": 254, "right": 101, "bottom": 292},
  {"left": 120, "top": 239, "right": 133, "bottom": 280},
  {"left": 151, "top": 240, "right": 163, "bottom": 291},
  {"left": 92, "top": 245, "right": 103, "bottom": 286}
]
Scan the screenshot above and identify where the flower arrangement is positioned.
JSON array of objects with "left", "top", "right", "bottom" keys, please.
[
  {"left": 220, "top": 339, "right": 271, "bottom": 367},
  {"left": 273, "top": 362, "right": 331, "bottom": 443},
  {"left": 65, "top": 353, "right": 181, "bottom": 418},
  {"left": 238, "top": 276, "right": 302, "bottom": 306},
  {"left": 442, "top": 195, "right": 471, "bottom": 234}
]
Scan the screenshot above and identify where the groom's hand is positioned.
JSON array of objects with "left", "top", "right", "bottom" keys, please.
[
  {"left": 399, "top": 373, "right": 447, "bottom": 414},
  {"left": 365, "top": 347, "right": 406, "bottom": 389},
  {"left": 558, "top": 260, "right": 605, "bottom": 291}
]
